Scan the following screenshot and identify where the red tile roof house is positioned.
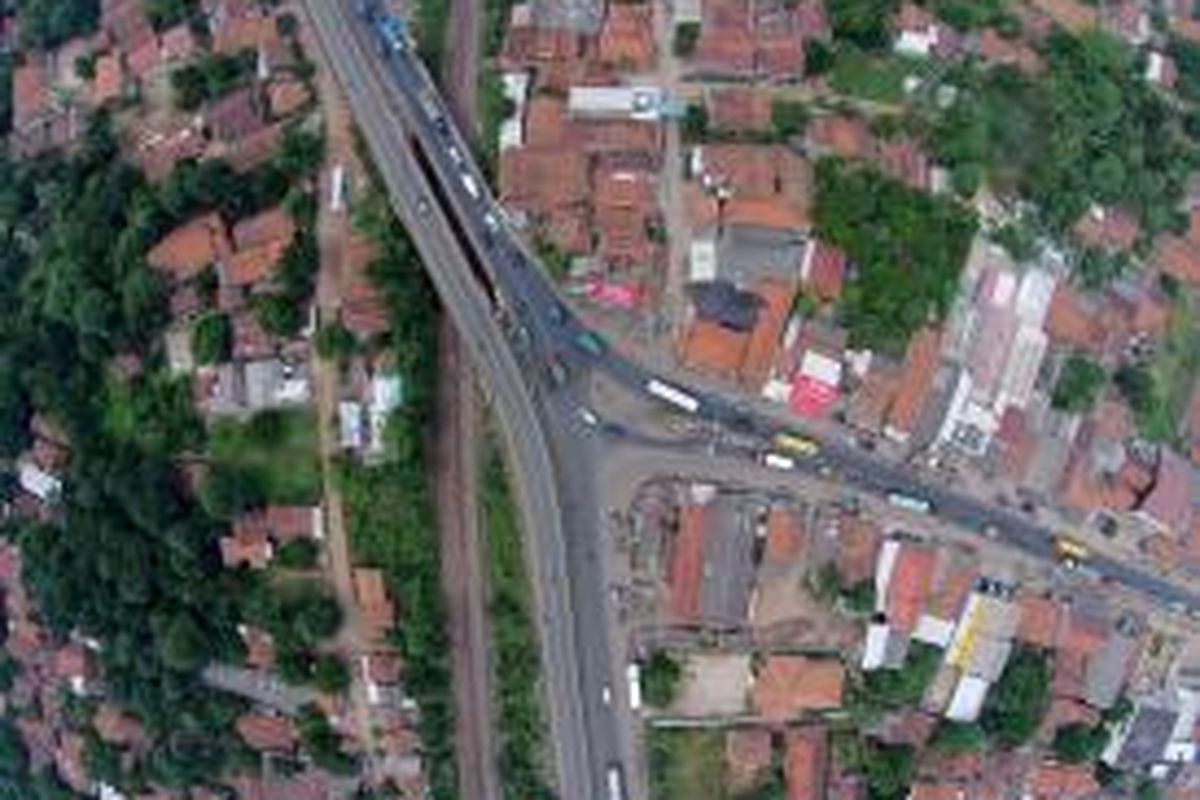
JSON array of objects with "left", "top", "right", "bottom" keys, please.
[
  {"left": 235, "top": 713, "right": 298, "bottom": 753},
  {"left": 9, "top": 58, "right": 80, "bottom": 159},
  {"left": 785, "top": 727, "right": 829, "bottom": 800},
  {"left": 354, "top": 567, "right": 396, "bottom": 638},
  {"left": 204, "top": 86, "right": 270, "bottom": 143},
  {"left": 147, "top": 212, "right": 234, "bottom": 283},
  {"left": 751, "top": 656, "right": 845, "bottom": 721},
  {"left": 1134, "top": 448, "right": 1194, "bottom": 540}
]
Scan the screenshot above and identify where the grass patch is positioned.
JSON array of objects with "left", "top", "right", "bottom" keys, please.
[
  {"left": 415, "top": 0, "right": 450, "bottom": 78},
  {"left": 478, "top": 67, "right": 510, "bottom": 184},
  {"left": 828, "top": 49, "right": 910, "bottom": 104},
  {"left": 208, "top": 409, "right": 321, "bottom": 505},
  {"left": 649, "top": 729, "right": 730, "bottom": 800},
  {"left": 482, "top": 439, "right": 554, "bottom": 800},
  {"left": 1128, "top": 292, "right": 1200, "bottom": 443},
  {"left": 483, "top": 0, "right": 517, "bottom": 58}
]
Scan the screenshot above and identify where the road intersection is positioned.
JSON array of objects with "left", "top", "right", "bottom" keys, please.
[{"left": 307, "top": 4, "right": 1200, "bottom": 799}]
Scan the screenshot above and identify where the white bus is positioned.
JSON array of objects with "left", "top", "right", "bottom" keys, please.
[
  {"left": 887, "top": 492, "right": 932, "bottom": 514},
  {"left": 626, "top": 663, "right": 642, "bottom": 711},
  {"left": 646, "top": 378, "right": 700, "bottom": 414}
]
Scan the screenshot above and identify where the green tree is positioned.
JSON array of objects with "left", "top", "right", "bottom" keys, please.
[
  {"left": 74, "top": 53, "right": 97, "bottom": 81},
  {"left": 311, "top": 653, "right": 351, "bottom": 694},
  {"left": 673, "top": 22, "right": 701, "bottom": 57},
  {"left": 815, "top": 160, "right": 976, "bottom": 352},
  {"left": 191, "top": 311, "right": 231, "bottom": 365},
  {"left": 275, "top": 538, "right": 320, "bottom": 570},
  {"left": 929, "top": 721, "right": 985, "bottom": 754},
  {"left": 275, "top": 126, "right": 324, "bottom": 179},
  {"left": 253, "top": 293, "right": 305, "bottom": 337},
  {"left": 771, "top": 100, "right": 809, "bottom": 141},
  {"left": 315, "top": 321, "right": 357, "bottom": 361},
  {"left": 0, "top": 719, "right": 27, "bottom": 779},
  {"left": 982, "top": 648, "right": 1049, "bottom": 747},
  {"left": 682, "top": 103, "right": 710, "bottom": 142},
  {"left": 825, "top": 0, "right": 900, "bottom": 49},
  {"left": 642, "top": 651, "right": 684, "bottom": 708},
  {"left": 160, "top": 612, "right": 209, "bottom": 671},
  {"left": 1051, "top": 723, "right": 1107, "bottom": 763},
  {"left": 855, "top": 643, "right": 942, "bottom": 712},
  {"left": 17, "top": 0, "right": 101, "bottom": 49},
  {"left": 804, "top": 40, "right": 836, "bottom": 76},
  {"left": 841, "top": 579, "right": 875, "bottom": 615},
  {"left": 1114, "top": 364, "right": 1157, "bottom": 417},
  {"left": 142, "top": 0, "right": 196, "bottom": 30},
  {"left": 1051, "top": 355, "right": 1106, "bottom": 412},
  {"left": 201, "top": 463, "right": 267, "bottom": 519}
]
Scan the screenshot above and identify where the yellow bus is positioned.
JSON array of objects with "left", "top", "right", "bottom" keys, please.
[
  {"left": 1053, "top": 535, "right": 1090, "bottom": 564},
  {"left": 771, "top": 431, "right": 820, "bottom": 457}
]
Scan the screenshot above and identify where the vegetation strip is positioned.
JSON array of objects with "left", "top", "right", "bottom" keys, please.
[
  {"left": 481, "top": 437, "right": 555, "bottom": 800},
  {"left": 338, "top": 158, "right": 458, "bottom": 799}
]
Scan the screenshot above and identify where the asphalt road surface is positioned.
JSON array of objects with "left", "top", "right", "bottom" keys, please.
[
  {"left": 311, "top": 5, "right": 1200, "bottom": 800},
  {"left": 300, "top": 5, "right": 597, "bottom": 798}
]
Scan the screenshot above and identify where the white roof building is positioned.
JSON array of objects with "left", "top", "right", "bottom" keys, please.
[
  {"left": 18, "top": 462, "right": 61, "bottom": 503},
  {"left": 945, "top": 674, "right": 990, "bottom": 722},
  {"left": 567, "top": 86, "right": 665, "bottom": 121}
]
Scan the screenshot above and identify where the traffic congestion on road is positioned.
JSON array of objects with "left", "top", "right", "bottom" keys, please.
[{"left": 324, "top": 3, "right": 1200, "bottom": 799}]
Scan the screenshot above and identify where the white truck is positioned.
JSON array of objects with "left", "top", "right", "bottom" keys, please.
[{"left": 646, "top": 378, "right": 700, "bottom": 414}]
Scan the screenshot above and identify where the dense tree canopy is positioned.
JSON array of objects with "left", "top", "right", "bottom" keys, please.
[
  {"left": 16, "top": 0, "right": 100, "bottom": 49},
  {"left": 982, "top": 648, "right": 1050, "bottom": 747},
  {"left": 814, "top": 160, "right": 977, "bottom": 352},
  {"left": 825, "top": 0, "right": 899, "bottom": 50},
  {"left": 930, "top": 32, "right": 1194, "bottom": 240},
  {"left": 0, "top": 118, "right": 324, "bottom": 790}
]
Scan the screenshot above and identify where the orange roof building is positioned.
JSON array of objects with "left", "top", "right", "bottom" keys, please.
[
  {"left": 91, "top": 54, "right": 125, "bottom": 105},
  {"left": 752, "top": 656, "right": 844, "bottom": 720},
  {"left": 784, "top": 728, "right": 829, "bottom": 800},
  {"left": 1074, "top": 206, "right": 1139, "bottom": 252},
  {"left": 354, "top": 567, "right": 396, "bottom": 636},
  {"left": 597, "top": 3, "right": 655, "bottom": 70},
  {"left": 147, "top": 213, "right": 232, "bottom": 280},
  {"left": 220, "top": 526, "right": 273, "bottom": 569},
  {"left": 235, "top": 713, "right": 297, "bottom": 752},
  {"left": 764, "top": 505, "right": 804, "bottom": 564},
  {"left": 667, "top": 504, "right": 706, "bottom": 621},
  {"left": 884, "top": 543, "right": 936, "bottom": 633},
  {"left": 1017, "top": 593, "right": 1063, "bottom": 650},
  {"left": 678, "top": 318, "right": 750, "bottom": 377},
  {"left": 1025, "top": 761, "right": 1100, "bottom": 800},
  {"left": 884, "top": 327, "right": 941, "bottom": 442},
  {"left": 709, "top": 87, "right": 772, "bottom": 134},
  {"left": 740, "top": 280, "right": 793, "bottom": 386}
]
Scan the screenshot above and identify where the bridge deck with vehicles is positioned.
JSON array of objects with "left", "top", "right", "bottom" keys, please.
[{"left": 317, "top": 4, "right": 1200, "bottom": 799}]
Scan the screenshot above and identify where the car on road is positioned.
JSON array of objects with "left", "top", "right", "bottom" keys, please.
[
  {"left": 762, "top": 452, "right": 796, "bottom": 471},
  {"left": 575, "top": 330, "right": 606, "bottom": 357},
  {"left": 577, "top": 406, "right": 599, "bottom": 427},
  {"left": 601, "top": 684, "right": 611, "bottom": 706},
  {"left": 772, "top": 431, "right": 820, "bottom": 457},
  {"left": 1053, "top": 535, "right": 1090, "bottom": 568},
  {"left": 415, "top": 197, "right": 430, "bottom": 216},
  {"left": 546, "top": 356, "right": 569, "bottom": 386}
]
